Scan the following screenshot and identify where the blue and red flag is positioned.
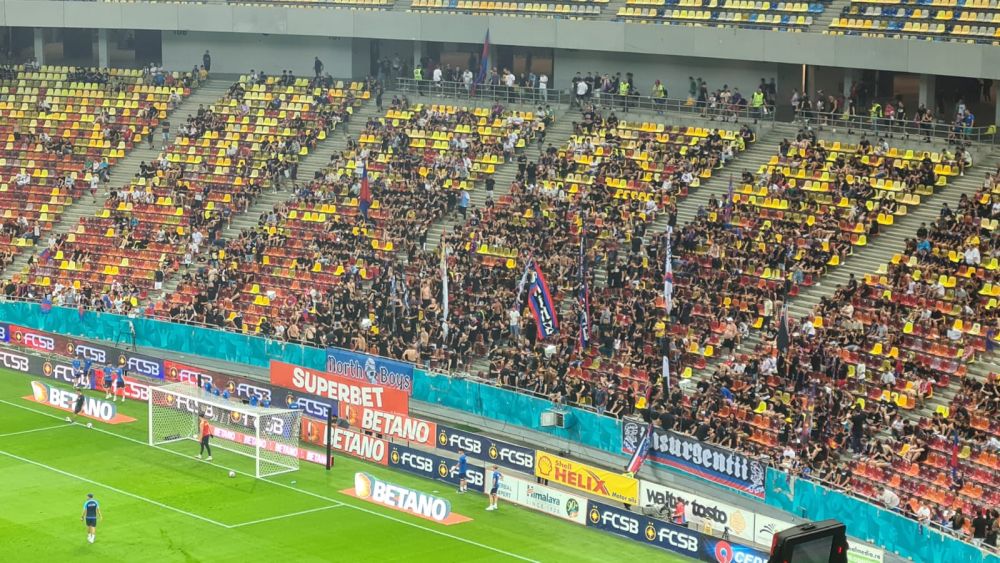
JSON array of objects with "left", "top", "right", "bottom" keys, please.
[
  {"left": 471, "top": 30, "right": 490, "bottom": 96},
  {"left": 577, "top": 235, "right": 591, "bottom": 349},
  {"left": 358, "top": 160, "right": 372, "bottom": 220},
  {"left": 40, "top": 296, "right": 53, "bottom": 314},
  {"left": 526, "top": 262, "right": 559, "bottom": 340},
  {"left": 949, "top": 429, "right": 961, "bottom": 481},
  {"left": 625, "top": 421, "right": 654, "bottom": 475}
]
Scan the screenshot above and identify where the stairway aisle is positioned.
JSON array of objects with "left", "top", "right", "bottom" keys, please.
[
  {"left": 694, "top": 150, "right": 1000, "bottom": 386},
  {"left": 423, "top": 105, "right": 578, "bottom": 252},
  {"left": 3, "top": 78, "right": 233, "bottom": 281},
  {"left": 155, "top": 101, "right": 385, "bottom": 299}
]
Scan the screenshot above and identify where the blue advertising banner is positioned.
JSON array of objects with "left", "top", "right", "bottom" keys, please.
[
  {"left": 435, "top": 425, "right": 536, "bottom": 474},
  {"left": 622, "top": 420, "right": 765, "bottom": 499},
  {"left": 0, "top": 322, "right": 8, "bottom": 342},
  {"left": 326, "top": 348, "right": 413, "bottom": 394},
  {"left": 585, "top": 500, "right": 768, "bottom": 563},
  {"left": 387, "top": 443, "right": 486, "bottom": 492}
]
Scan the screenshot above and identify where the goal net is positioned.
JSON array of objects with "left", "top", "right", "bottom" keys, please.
[{"left": 148, "top": 382, "right": 302, "bottom": 478}]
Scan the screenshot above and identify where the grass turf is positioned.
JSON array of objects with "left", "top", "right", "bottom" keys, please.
[{"left": 0, "top": 369, "right": 691, "bottom": 562}]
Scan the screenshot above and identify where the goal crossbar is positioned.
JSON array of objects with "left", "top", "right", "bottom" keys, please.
[{"left": 148, "top": 382, "right": 302, "bottom": 478}]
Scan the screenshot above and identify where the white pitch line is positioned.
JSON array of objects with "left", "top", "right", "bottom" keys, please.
[
  {"left": 229, "top": 505, "right": 342, "bottom": 528},
  {"left": 0, "top": 399, "right": 541, "bottom": 562},
  {"left": 0, "top": 447, "right": 233, "bottom": 529},
  {"left": 0, "top": 423, "right": 72, "bottom": 438}
]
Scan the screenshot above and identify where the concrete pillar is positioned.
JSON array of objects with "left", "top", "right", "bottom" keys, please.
[
  {"left": 918, "top": 74, "right": 936, "bottom": 110},
  {"left": 994, "top": 91, "right": 999, "bottom": 127},
  {"left": 97, "top": 29, "right": 109, "bottom": 69},
  {"left": 413, "top": 41, "right": 423, "bottom": 71},
  {"left": 843, "top": 68, "right": 861, "bottom": 98},
  {"left": 33, "top": 28, "right": 44, "bottom": 65}
]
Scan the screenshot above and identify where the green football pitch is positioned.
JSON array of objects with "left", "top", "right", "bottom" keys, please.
[{"left": 0, "top": 369, "right": 690, "bottom": 562}]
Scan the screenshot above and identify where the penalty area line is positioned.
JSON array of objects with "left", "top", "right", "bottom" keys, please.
[
  {"left": 0, "top": 448, "right": 233, "bottom": 529},
  {"left": 0, "top": 399, "right": 541, "bottom": 562},
  {"left": 229, "top": 505, "right": 343, "bottom": 528},
  {"left": 0, "top": 423, "right": 73, "bottom": 439}
]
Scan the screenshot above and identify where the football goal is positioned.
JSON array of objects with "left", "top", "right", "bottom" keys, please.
[{"left": 148, "top": 382, "right": 302, "bottom": 478}]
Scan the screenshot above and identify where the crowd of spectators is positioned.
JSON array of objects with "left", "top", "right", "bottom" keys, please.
[
  {"left": 160, "top": 95, "right": 541, "bottom": 350},
  {"left": 648, "top": 141, "right": 997, "bottom": 547}
]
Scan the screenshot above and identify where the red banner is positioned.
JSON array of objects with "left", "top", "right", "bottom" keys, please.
[
  {"left": 9, "top": 324, "right": 69, "bottom": 354},
  {"left": 300, "top": 418, "right": 389, "bottom": 465},
  {"left": 339, "top": 404, "right": 436, "bottom": 447},
  {"left": 270, "top": 360, "right": 408, "bottom": 416},
  {"left": 163, "top": 359, "right": 225, "bottom": 386}
]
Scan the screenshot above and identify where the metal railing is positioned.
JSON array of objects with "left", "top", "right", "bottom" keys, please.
[
  {"left": 793, "top": 109, "right": 998, "bottom": 145},
  {"left": 803, "top": 471, "right": 1000, "bottom": 559},
  {"left": 396, "top": 77, "right": 776, "bottom": 122}
]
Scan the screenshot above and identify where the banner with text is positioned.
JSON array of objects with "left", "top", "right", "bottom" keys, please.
[
  {"left": 270, "top": 360, "right": 408, "bottom": 416},
  {"left": 586, "top": 500, "right": 769, "bottom": 563},
  {"left": 639, "top": 479, "right": 792, "bottom": 546},
  {"left": 387, "top": 443, "right": 486, "bottom": 493},
  {"left": 496, "top": 473, "right": 587, "bottom": 525},
  {"left": 534, "top": 450, "right": 639, "bottom": 506},
  {"left": 326, "top": 348, "right": 413, "bottom": 395},
  {"left": 301, "top": 418, "right": 389, "bottom": 465},
  {"left": 622, "top": 420, "right": 765, "bottom": 498},
  {"left": 435, "top": 424, "right": 536, "bottom": 474},
  {"left": 168, "top": 359, "right": 337, "bottom": 420},
  {"left": 339, "top": 404, "right": 436, "bottom": 447}
]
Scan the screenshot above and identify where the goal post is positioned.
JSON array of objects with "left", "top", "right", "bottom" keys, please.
[{"left": 148, "top": 382, "right": 302, "bottom": 478}]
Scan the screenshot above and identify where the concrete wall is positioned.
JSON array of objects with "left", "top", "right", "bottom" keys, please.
[
  {"left": 554, "top": 49, "right": 778, "bottom": 98},
  {"left": 6, "top": 1, "right": 1000, "bottom": 79},
  {"left": 161, "top": 31, "right": 357, "bottom": 77}
]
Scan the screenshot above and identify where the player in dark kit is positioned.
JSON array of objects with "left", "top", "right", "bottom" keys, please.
[
  {"left": 81, "top": 493, "right": 102, "bottom": 543},
  {"left": 66, "top": 390, "right": 86, "bottom": 423}
]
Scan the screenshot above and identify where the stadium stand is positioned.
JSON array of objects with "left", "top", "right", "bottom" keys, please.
[
  {"left": 454, "top": 104, "right": 754, "bottom": 402},
  {"left": 161, "top": 99, "right": 541, "bottom": 340},
  {"left": 829, "top": 0, "right": 1000, "bottom": 43},
  {"left": 0, "top": 65, "right": 190, "bottom": 277},
  {"left": 410, "top": 0, "right": 605, "bottom": 18},
  {"left": 656, "top": 130, "right": 997, "bottom": 535},
  {"left": 617, "top": 0, "right": 827, "bottom": 30},
  {"left": 19, "top": 74, "right": 364, "bottom": 313}
]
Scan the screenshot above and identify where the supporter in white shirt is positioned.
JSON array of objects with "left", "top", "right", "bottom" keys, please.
[
  {"left": 800, "top": 318, "right": 816, "bottom": 337},
  {"left": 462, "top": 69, "right": 473, "bottom": 91},
  {"left": 538, "top": 74, "right": 548, "bottom": 100},
  {"left": 432, "top": 67, "right": 442, "bottom": 85},
  {"left": 963, "top": 245, "right": 980, "bottom": 265},
  {"left": 879, "top": 487, "right": 900, "bottom": 510},
  {"left": 15, "top": 172, "right": 30, "bottom": 186},
  {"left": 504, "top": 72, "right": 515, "bottom": 88}
]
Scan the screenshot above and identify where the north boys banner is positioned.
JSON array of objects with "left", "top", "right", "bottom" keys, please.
[
  {"left": 270, "top": 360, "right": 408, "bottom": 416},
  {"left": 622, "top": 420, "right": 765, "bottom": 498},
  {"left": 325, "top": 348, "right": 413, "bottom": 394},
  {"left": 526, "top": 263, "right": 559, "bottom": 340},
  {"left": 534, "top": 450, "right": 638, "bottom": 505}
]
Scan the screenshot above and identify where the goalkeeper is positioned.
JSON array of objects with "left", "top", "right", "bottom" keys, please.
[{"left": 195, "top": 413, "right": 213, "bottom": 461}]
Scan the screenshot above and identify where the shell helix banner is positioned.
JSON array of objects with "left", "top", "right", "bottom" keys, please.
[{"left": 534, "top": 450, "right": 639, "bottom": 506}]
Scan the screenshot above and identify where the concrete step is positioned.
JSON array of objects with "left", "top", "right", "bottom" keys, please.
[
  {"left": 3, "top": 79, "right": 230, "bottom": 280},
  {"left": 153, "top": 101, "right": 385, "bottom": 300}
]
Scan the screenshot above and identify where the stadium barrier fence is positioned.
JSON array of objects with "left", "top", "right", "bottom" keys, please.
[
  {"left": 793, "top": 109, "right": 997, "bottom": 144},
  {"left": 1, "top": 301, "right": 997, "bottom": 561},
  {"left": 395, "top": 77, "right": 777, "bottom": 122},
  {"left": 766, "top": 468, "right": 1000, "bottom": 563}
]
